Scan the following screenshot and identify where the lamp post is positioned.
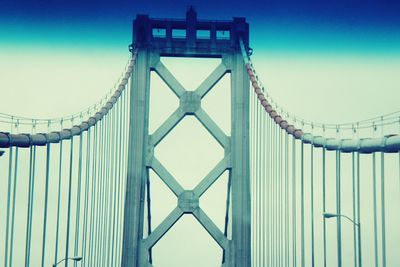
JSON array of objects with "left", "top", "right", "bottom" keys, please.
[
  {"left": 323, "top": 212, "right": 362, "bottom": 267},
  {"left": 52, "top": 256, "right": 82, "bottom": 267}
]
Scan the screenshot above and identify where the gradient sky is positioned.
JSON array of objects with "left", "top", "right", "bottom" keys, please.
[
  {"left": 1, "top": 0, "right": 400, "bottom": 52},
  {"left": 1, "top": 0, "right": 399, "bottom": 123},
  {"left": 1, "top": 1, "right": 400, "bottom": 266}
]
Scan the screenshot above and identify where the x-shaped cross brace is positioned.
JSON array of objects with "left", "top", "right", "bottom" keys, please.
[{"left": 138, "top": 54, "right": 233, "bottom": 266}]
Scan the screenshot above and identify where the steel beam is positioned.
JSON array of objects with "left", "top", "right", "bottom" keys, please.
[
  {"left": 230, "top": 52, "right": 251, "bottom": 266},
  {"left": 121, "top": 48, "right": 151, "bottom": 267}
]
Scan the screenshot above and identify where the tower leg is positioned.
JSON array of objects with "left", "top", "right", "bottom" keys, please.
[
  {"left": 230, "top": 52, "right": 251, "bottom": 267},
  {"left": 121, "top": 49, "right": 151, "bottom": 267}
]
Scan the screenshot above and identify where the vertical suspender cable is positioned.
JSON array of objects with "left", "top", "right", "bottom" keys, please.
[
  {"left": 257, "top": 100, "right": 262, "bottom": 266},
  {"left": 98, "top": 115, "right": 107, "bottom": 265},
  {"left": 259, "top": 105, "right": 263, "bottom": 266},
  {"left": 357, "top": 153, "right": 362, "bottom": 267},
  {"left": 250, "top": 90, "right": 255, "bottom": 266},
  {"left": 82, "top": 129, "right": 91, "bottom": 266},
  {"left": 253, "top": 96, "right": 260, "bottom": 266},
  {"left": 109, "top": 109, "right": 116, "bottom": 265},
  {"left": 102, "top": 110, "right": 114, "bottom": 265},
  {"left": 250, "top": 89, "right": 256, "bottom": 266},
  {"left": 276, "top": 125, "right": 279, "bottom": 266},
  {"left": 222, "top": 172, "right": 232, "bottom": 263},
  {"left": 252, "top": 97, "right": 256, "bottom": 265},
  {"left": 260, "top": 104, "right": 264, "bottom": 266},
  {"left": 282, "top": 130, "right": 285, "bottom": 266},
  {"left": 104, "top": 112, "right": 111, "bottom": 265},
  {"left": 105, "top": 110, "right": 113, "bottom": 266},
  {"left": 275, "top": 124, "right": 282, "bottom": 266},
  {"left": 122, "top": 83, "right": 129, "bottom": 261},
  {"left": 41, "top": 144, "right": 51, "bottom": 267},
  {"left": 65, "top": 137, "right": 74, "bottom": 267},
  {"left": 115, "top": 90, "right": 125, "bottom": 265},
  {"left": 74, "top": 133, "right": 83, "bottom": 267},
  {"left": 282, "top": 129, "right": 286, "bottom": 266},
  {"left": 111, "top": 100, "right": 120, "bottom": 266},
  {"left": 92, "top": 121, "right": 101, "bottom": 266},
  {"left": 94, "top": 119, "right": 104, "bottom": 265},
  {"left": 121, "top": 81, "right": 129, "bottom": 260},
  {"left": 25, "top": 146, "right": 36, "bottom": 267},
  {"left": 381, "top": 152, "right": 386, "bottom": 267},
  {"left": 276, "top": 124, "right": 279, "bottom": 266},
  {"left": 249, "top": 89, "right": 253, "bottom": 264},
  {"left": 276, "top": 126, "right": 283, "bottom": 266},
  {"left": 300, "top": 142, "right": 305, "bottom": 267},
  {"left": 146, "top": 169, "right": 153, "bottom": 263},
  {"left": 102, "top": 114, "right": 110, "bottom": 264},
  {"left": 262, "top": 109, "right": 265, "bottom": 266},
  {"left": 99, "top": 115, "right": 107, "bottom": 265},
  {"left": 4, "top": 146, "right": 13, "bottom": 267},
  {"left": 106, "top": 111, "right": 113, "bottom": 264},
  {"left": 113, "top": 94, "right": 121, "bottom": 267},
  {"left": 250, "top": 90, "right": 254, "bottom": 264},
  {"left": 266, "top": 112, "right": 270, "bottom": 266},
  {"left": 262, "top": 105, "right": 265, "bottom": 266},
  {"left": 272, "top": 123, "right": 276, "bottom": 266},
  {"left": 352, "top": 153, "right": 357, "bottom": 267},
  {"left": 311, "top": 145, "right": 315, "bottom": 267},
  {"left": 54, "top": 141, "right": 63, "bottom": 265},
  {"left": 116, "top": 88, "right": 127, "bottom": 263},
  {"left": 292, "top": 137, "right": 297, "bottom": 267},
  {"left": 270, "top": 121, "right": 274, "bottom": 266},
  {"left": 9, "top": 147, "right": 19, "bottom": 267},
  {"left": 264, "top": 109, "right": 268, "bottom": 266},
  {"left": 89, "top": 126, "right": 98, "bottom": 266},
  {"left": 270, "top": 116, "right": 273, "bottom": 266},
  {"left": 96, "top": 118, "right": 105, "bottom": 265},
  {"left": 256, "top": 93, "right": 259, "bottom": 266},
  {"left": 120, "top": 86, "right": 128, "bottom": 262},
  {"left": 322, "top": 148, "right": 327, "bottom": 267},
  {"left": 336, "top": 151, "right": 342, "bottom": 267},
  {"left": 372, "top": 153, "right": 379, "bottom": 267},
  {"left": 286, "top": 133, "right": 289, "bottom": 267}
]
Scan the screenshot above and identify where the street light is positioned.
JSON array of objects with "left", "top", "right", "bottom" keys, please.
[
  {"left": 323, "top": 212, "right": 359, "bottom": 226},
  {"left": 53, "top": 256, "right": 82, "bottom": 267},
  {"left": 323, "top": 212, "right": 362, "bottom": 267}
]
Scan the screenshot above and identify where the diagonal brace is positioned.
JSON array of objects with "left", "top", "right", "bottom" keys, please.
[
  {"left": 151, "top": 108, "right": 185, "bottom": 146},
  {"left": 193, "top": 156, "right": 230, "bottom": 197},
  {"left": 143, "top": 207, "right": 184, "bottom": 249},
  {"left": 195, "top": 63, "right": 228, "bottom": 98},
  {"left": 153, "top": 61, "right": 186, "bottom": 97},
  {"left": 195, "top": 108, "right": 229, "bottom": 148},
  {"left": 193, "top": 208, "right": 229, "bottom": 250},
  {"left": 151, "top": 157, "right": 185, "bottom": 197}
]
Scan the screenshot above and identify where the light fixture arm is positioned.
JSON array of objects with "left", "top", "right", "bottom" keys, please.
[
  {"left": 338, "top": 214, "right": 359, "bottom": 226},
  {"left": 53, "top": 256, "right": 82, "bottom": 267},
  {"left": 323, "top": 212, "right": 359, "bottom": 226}
]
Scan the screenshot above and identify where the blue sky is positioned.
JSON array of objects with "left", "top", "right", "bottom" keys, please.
[{"left": 1, "top": 0, "right": 399, "bottom": 54}]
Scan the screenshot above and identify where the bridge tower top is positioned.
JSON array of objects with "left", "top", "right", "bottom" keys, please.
[{"left": 132, "top": 6, "right": 249, "bottom": 57}]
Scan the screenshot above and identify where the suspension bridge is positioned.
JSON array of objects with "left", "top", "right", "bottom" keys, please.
[{"left": 1, "top": 8, "right": 400, "bottom": 267}]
